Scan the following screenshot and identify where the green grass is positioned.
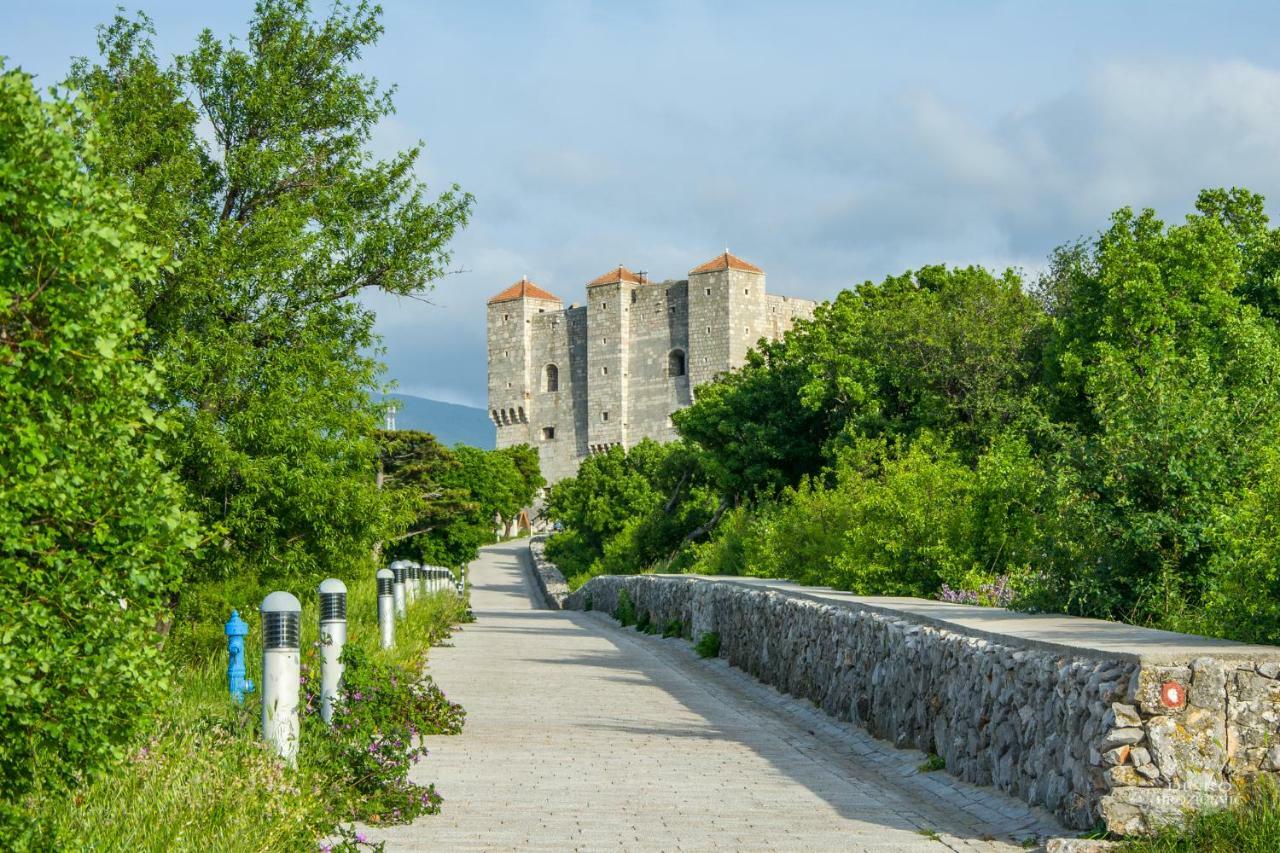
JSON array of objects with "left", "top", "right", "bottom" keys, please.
[
  {"left": 25, "top": 577, "right": 469, "bottom": 851},
  {"left": 918, "top": 753, "right": 946, "bottom": 772},
  {"left": 1119, "top": 776, "right": 1280, "bottom": 852}
]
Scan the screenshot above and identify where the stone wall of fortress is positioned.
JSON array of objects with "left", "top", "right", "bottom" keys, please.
[{"left": 487, "top": 255, "right": 815, "bottom": 485}]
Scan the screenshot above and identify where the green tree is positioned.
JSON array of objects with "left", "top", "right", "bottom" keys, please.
[
  {"left": 67, "top": 2, "right": 473, "bottom": 583},
  {"left": 396, "top": 443, "right": 542, "bottom": 568},
  {"left": 1033, "top": 202, "right": 1280, "bottom": 623},
  {"left": 377, "top": 430, "right": 472, "bottom": 559},
  {"left": 0, "top": 68, "right": 198, "bottom": 806},
  {"left": 543, "top": 443, "right": 665, "bottom": 576}
]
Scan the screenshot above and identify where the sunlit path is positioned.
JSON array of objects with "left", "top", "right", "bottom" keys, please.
[{"left": 365, "top": 540, "right": 1065, "bottom": 852}]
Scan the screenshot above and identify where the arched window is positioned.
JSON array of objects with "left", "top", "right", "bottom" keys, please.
[
  {"left": 507, "top": 408, "right": 517, "bottom": 424},
  {"left": 668, "top": 349, "right": 686, "bottom": 377},
  {"left": 544, "top": 363, "right": 559, "bottom": 392}
]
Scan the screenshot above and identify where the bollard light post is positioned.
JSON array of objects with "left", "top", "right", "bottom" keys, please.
[
  {"left": 260, "top": 591, "right": 302, "bottom": 765},
  {"left": 318, "top": 578, "right": 347, "bottom": 725},
  {"left": 404, "top": 562, "right": 417, "bottom": 606},
  {"left": 376, "top": 568, "right": 395, "bottom": 649},
  {"left": 224, "top": 610, "right": 255, "bottom": 704},
  {"left": 414, "top": 562, "right": 425, "bottom": 597},
  {"left": 392, "top": 561, "right": 407, "bottom": 619}
]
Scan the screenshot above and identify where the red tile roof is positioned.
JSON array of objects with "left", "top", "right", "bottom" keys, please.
[
  {"left": 688, "top": 251, "right": 763, "bottom": 275},
  {"left": 488, "top": 276, "right": 561, "bottom": 304},
  {"left": 587, "top": 265, "right": 644, "bottom": 287}
]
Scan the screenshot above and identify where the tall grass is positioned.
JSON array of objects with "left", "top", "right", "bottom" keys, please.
[
  {"left": 1120, "top": 776, "right": 1280, "bottom": 853},
  {"left": 28, "top": 573, "right": 468, "bottom": 851}
]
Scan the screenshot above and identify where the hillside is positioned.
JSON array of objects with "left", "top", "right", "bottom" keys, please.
[{"left": 382, "top": 393, "right": 495, "bottom": 449}]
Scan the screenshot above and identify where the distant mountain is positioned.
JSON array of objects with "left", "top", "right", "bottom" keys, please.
[{"left": 381, "top": 393, "right": 495, "bottom": 449}]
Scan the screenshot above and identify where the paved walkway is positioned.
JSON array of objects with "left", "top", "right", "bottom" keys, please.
[{"left": 366, "top": 541, "right": 1066, "bottom": 852}]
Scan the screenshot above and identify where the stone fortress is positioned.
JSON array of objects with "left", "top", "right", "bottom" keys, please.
[{"left": 487, "top": 251, "right": 816, "bottom": 484}]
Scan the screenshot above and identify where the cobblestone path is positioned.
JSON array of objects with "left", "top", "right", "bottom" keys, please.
[{"left": 365, "top": 541, "right": 1066, "bottom": 852}]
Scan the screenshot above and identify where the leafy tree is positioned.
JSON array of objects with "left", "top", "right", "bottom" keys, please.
[
  {"left": 0, "top": 68, "right": 198, "bottom": 805},
  {"left": 1033, "top": 203, "right": 1280, "bottom": 623},
  {"left": 543, "top": 443, "right": 664, "bottom": 577},
  {"left": 673, "top": 338, "right": 831, "bottom": 499},
  {"left": 377, "top": 430, "right": 472, "bottom": 559},
  {"left": 67, "top": 1, "right": 473, "bottom": 583},
  {"left": 383, "top": 442, "right": 543, "bottom": 568}
]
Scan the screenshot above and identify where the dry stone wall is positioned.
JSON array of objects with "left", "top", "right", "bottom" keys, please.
[
  {"left": 552, "top": 570, "right": 1280, "bottom": 835},
  {"left": 527, "top": 535, "right": 569, "bottom": 610}
]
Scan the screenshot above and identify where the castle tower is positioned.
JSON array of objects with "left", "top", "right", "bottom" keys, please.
[
  {"left": 487, "top": 276, "right": 562, "bottom": 450},
  {"left": 686, "top": 251, "right": 766, "bottom": 390},
  {"left": 584, "top": 266, "right": 641, "bottom": 453}
]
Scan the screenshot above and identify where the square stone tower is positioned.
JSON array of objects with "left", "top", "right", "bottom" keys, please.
[
  {"left": 486, "top": 276, "right": 562, "bottom": 451},
  {"left": 487, "top": 253, "right": 815, "bottom": 486}
]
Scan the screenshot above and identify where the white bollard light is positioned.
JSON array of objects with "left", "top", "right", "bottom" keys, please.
[
  {"left": 260, "top": 591, "right": 302, "bottom": 765},
  {"left": 317, "top": 578, "right": 347, "bottom": 725},
  {"left": 414, "top": 561, "right": 425, "bottom": 597},
  {"left": 404, "top": 562, "right": 417, "bottom": 606},
  {"left": 377, "top": 568, "right": 395, "bottom": 649},
  {"left": 392, "top": 561, "right": 407, "bottom": 619}
]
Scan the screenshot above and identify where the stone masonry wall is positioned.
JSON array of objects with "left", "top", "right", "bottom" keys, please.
[
  {"left": 527, "top": 535, "right": 569, "bottom": 610},
  {"left": 555, "top": 571, "right": 1280, "bottom": 835},
  {"left": 490, "top": 258, "right": 815, "bottom": 487}
]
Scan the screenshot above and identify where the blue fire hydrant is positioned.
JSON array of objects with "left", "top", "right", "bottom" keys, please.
[{"left": 225, "top": 610, "right": 255, "bottom": 704}]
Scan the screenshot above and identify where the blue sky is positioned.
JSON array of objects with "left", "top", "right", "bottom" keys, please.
[{"left": 6, "top": 1, "right": 1280, "bottom": 407}]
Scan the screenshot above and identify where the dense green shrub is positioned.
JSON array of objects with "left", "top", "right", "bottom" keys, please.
[
  {"left": 695, "top": 632, "right": 722, "bottom": 658},
  {"left": 614, "top": 588, "right": 637, "bottom": 627},
  {"left": 0, "top": 68, "right": 199, "bottom": 806}
]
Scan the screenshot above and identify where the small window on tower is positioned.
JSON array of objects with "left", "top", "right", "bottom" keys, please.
[
  {"left": 601, "top": 366, "right": 608, "bottom": 375},
  {"left": 744, "top": 288, "right": 750, "bottom": 295},
  {"left": 544, "top": 364, "right": 559, "bottom": 392},
  {"left": 503, "top": 314, "right": 509, "bottom": 322},
  {"left": 602, "top": 411, "right": 610, "bottom": 422},
  {"left": 631, "top": 291, "right": 637, "bottom": 304},
  {"left": 542, "top": 427, "right": 556, "bottom": 440},
  {"left": 601, "top": 302, "right": 608, "bottom": 310},
  {"left": 668, "top": 349, "right": 686, "bottom": 377}
]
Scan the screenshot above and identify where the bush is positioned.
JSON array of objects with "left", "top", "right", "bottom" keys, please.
[
  {"left": 300, "top": 643, "right": 463, "bottom": 823},
  {"left": 695, "top": 632, "right": 721, "bottom": 658},
  {"left": 0, "top": 68, "right": 199, "bottom": 807},
  {"left": 614, "top": 588, "right": 636, "bottom": 627}
]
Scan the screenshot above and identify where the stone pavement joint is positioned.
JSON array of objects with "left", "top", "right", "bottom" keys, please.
[{"left": 364, "top": 540, "right": 1068, "bottom": 852}]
